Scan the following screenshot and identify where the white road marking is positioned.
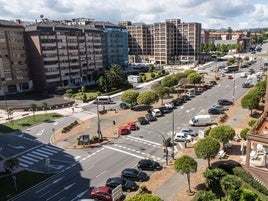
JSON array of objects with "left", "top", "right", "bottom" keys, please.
[
  {"left": 96, "top": 170, "right": 107, "bottom": 178},
  {"left": 36, "top": 129, "right": 44, "bottom": 136},
  {"left": 103, "top": 145, "right": 144, "bottom": 159},
  {"left": 124, "top": 136, "right": 162, "bottom": 146}
]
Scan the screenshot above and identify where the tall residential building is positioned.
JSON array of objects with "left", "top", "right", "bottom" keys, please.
[
  {"left": 119, "top": 19, "right": 201, "bottom": 65},
  {"left": 89, "top": 21, "right": 128, "bottom": 68},
  {"left": 24, "top": 20, "right": 103, "bottom": 91},
  {"left": 0, "top": 19, "right": 32, "bottom": 96}
]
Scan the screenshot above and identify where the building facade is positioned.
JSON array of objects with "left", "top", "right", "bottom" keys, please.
[
  {"left": 119, "top": 19, "right": 201, "bottom": 65},
  {"left": 24, "top": 20, "right": 103, "bottom": 91},
  {"left": 0, "top": 19, "right": 32, "bottom": 96}
]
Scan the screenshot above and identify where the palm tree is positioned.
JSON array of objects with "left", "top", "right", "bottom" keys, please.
[
  {"left": 174, "top": 155, "right": 198, "bottom": 194},
  {"left": 106, "top": 64, "right": 126, "bottom": 89}
]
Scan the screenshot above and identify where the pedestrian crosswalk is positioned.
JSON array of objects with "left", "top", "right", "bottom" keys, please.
[{"left": 18, "top": 145, "right": 62, "bottom": 168}]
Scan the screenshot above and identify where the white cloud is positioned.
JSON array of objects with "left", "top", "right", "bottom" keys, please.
[{"left": 0, "top": 0, "right": 267, "bottom": 29}]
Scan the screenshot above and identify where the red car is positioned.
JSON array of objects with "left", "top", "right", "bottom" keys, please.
[
  {"left": 118, "top": 125, "right": 129, "bottom": 135},
  {"left": 227, "top": 75, "right": 233, "bottom": 79},
  {"left": 90, "top": 186, "right": 113, "bottom": 201},
  {"left": 128, "top": 121, "right": 137, "bottom": 130}
]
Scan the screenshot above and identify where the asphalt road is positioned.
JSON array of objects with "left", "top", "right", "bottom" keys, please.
[{"left": 5, "top": 57, "right": 265, "bottom": 201}]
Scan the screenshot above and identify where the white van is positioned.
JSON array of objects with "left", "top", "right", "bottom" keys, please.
[
  {"left": 93, "top": 96, "right": 112, "bottom": 104},
  {"left": 189, "top": 115, "right": 212, "bottom": 126}
]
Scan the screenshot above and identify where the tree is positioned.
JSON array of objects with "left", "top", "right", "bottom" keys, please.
[
  {"left": 203, "top": 168, "right": 226, "bottom": 198},
  {"left": 209, "top": 125, "right": 235, "bottom": 145},
  {"left": 125, "top": 193, "right": 163, "bottom": 201},
  {"left": 148, "top": 64, "right": 155, "bottom": 73},
  {"left": 29, "top": 103, "right": 38, "bottom": 120},
  {"left": 4, "top": 157, "right": 19, "bottom": 173},
  {"left": 106, "top": 64, "right": 126, "bottom": 88},
  {"left": 137, "top": 91, "right": 159, "bottom": 106},
  {"left": 179, "top": 77, "right": 190, "bottom": 93},
  {"left": 187, "top": 73, "right": 202, "bottom": 85},
  {"left": 239, "top": 189, "right": 258, "bottom": 201},
  {"left": 6, "top": 106, "right": 14, "bottom": 120},
  {"left": 241, "top": 88, "right": 260, "bottom": 115},
  {"left": 184, "top": 69, "right": 196, "bottom": 76},
  {"left": 193, "top": 190, "right": 217, "bottom": 201},
  {"left": 194, "top": 136, "right": 220, "bottom": 168},
  {"left": 42, "top": 102, "right": 48, "bottom": 115},
  {"left": 161, "top": 75, "right": 178, "bottom": 87},
  {"left": 151, "top": 84, "right": 169, "bottom": 105},
  {"left": 220, "top": 175, "right": 242, "bottom": 198},
  {"left": 121, "top": 90, "right": 139, "bottom": 106},
  {"left": 174, "top": 155, "right": 198, "bottom": 193}
]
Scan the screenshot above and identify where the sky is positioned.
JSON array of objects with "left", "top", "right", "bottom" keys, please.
[{"left": 0, "top": 0, "right": 268, "bottom": 30}]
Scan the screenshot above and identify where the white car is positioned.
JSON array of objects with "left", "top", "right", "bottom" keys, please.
[
  {"left": 179, "top": 128, "right": 198, "bottom": 137},
  {"left": 174, "top": 132, "right": 193, "bottom": 142},
  {"left": 240, "top": 72, "right": 247, "bottom": 78},
  {"left": 151, "top": 108, "right": 162, "bottom": 117},
  {"left": 165, "top": 102, "right": 174, "bottom": 109}
]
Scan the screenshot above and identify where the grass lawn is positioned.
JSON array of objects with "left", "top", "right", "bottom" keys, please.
[
  {"left": 0, "top": 113, "right": 63, "bottom": 133},
  {"left": 0, "top": 170, "right": 54, "bottom": 201}
]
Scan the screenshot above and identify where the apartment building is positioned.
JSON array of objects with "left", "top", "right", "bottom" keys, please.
[
  {"left": 24, "top": 20, "right": 103, "bottom": 91},
  {"left": 0, "top": 19, "right": 32, "bottom": 96},
  {"left": 119, "top": 19, "right": 201, "bottom": 65}
]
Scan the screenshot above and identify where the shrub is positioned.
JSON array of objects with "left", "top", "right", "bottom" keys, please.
[
  {"left": 62, "top": 120, "right": 78, "bottom": 133},
  {"left": 90, "top": 136, "right": 102, "bottom": 143},
  {"left": 233, "top": 167, "right": 268, "bottom": 195},
  {"left": 248, "top": 119, "right": 257, "bottom": 127},
  {"left": 219, "top": 114, "right": 228, "bottom": 122},
  {"left": 240, "top": 128, "right": 250, "bottom": 140}
]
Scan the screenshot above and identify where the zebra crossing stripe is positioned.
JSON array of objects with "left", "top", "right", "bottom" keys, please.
[
  {"left": 21, "top": 155, "right": 39, "bottom": 163},
  {"left": 26, "top": 153, "right": 43, "bottom": 160},
  {"left": 32, "top": 151, "right": 49, "bottom": 158},
  {"left": 19, "top": 163, "right": 28, "bottom": 168},
  {"left": 36, "top": 149, "right": 53, "bottom": 155},
  {"left": 18, "top": 158, "right": 33, "bottom": 165},
  {"left": 46, "top": 145, "right": 62, "bottom": 152},
  {"left": 41, "top": 147, "right": 58, "bottom": 154}
]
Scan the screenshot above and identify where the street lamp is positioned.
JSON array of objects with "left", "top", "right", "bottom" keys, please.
[
  {"left": 96, "top": 103, "right": 103, "bottom": 143},
  {"left": 232, "top": 71, "right": 236, "bottom": 104},
  {"left": 171, "top": 109, "right": 175, "bottom": 159}
]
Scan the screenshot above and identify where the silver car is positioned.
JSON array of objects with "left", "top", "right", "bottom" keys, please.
[{"left": 179, "top": 128, "right": 198, "bottom": 137}]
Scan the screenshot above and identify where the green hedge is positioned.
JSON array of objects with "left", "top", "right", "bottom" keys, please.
[
  {"left": 233, "top": 167, "right": 268, "bottom": 196},
  {"left": 62, "top": 120, "right": 78, "bottom": 133}
]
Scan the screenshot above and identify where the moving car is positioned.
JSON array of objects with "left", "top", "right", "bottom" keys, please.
[
  {"left": 137, "top": 117, "right": 149, "bottom": 125},
  {"left": 208, "top": 107, "right": 223, "bottom": 115},
  {"left": 137, "top": 159, "right": 162, "bottom": 171},
  {"left": 217, "top": 99, "right": 233, "bottom": 106},
  {"left": 106, "top": 177, "right": 138, "bottom": 191},
  {"left": 179, "top": 128, "right": 198, "bottom": 137},
  {"left": 93, "top": 96, "right": 113, "bottom": 104},
  {"left": 121, "top": 168, "right": 149, "bottom": 182},
  {"left": 145, "top": 113, "right": 157, "bottom": 122}
]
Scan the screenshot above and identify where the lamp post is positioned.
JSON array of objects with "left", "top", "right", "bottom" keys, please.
[
  {"left": 232, "top": 71, "right": 236, "bottom": 104},
  {"left": 171, "top": 108, "right": 175, "bottom": 159}
]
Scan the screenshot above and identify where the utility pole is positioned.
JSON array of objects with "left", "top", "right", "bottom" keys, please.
[
  {"left": 97, "top": 103, "right": 102, "bottom": 143},
  {"left": 171, "top": 108, "right": 175, "bottom": 159}
]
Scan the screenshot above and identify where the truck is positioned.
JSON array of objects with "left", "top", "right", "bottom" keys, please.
[
  {"left": 224, "top": 65, "right": 239, "bottom": 73},
  {"left": 189, "top": 114, "right": 213, "bottom": 126}
]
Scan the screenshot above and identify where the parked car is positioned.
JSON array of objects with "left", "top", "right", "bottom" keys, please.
[
  {"left": 165, "top": 102, "right": 175, "bottom": 109},
  {"left": 119, "top": 102, "right": 129, "bottom": 110},
  {"left": 181, "top": 95, "right": 191, "bottom": 101},
  {"left": 209, "top": 80, "right": 217, "bottom": 85},
  {"left": 171, "top": 98, "right": 183, "bottom": 106},
  {"left": 106, "top": 177, "right": 138, "bottom": 191},
  {"left": 211, "top": 104, "right": 227, "bottom": 112},
  {"left": 208, "top": 107, "right": 223, "bottom": 115},
  {"left": 242, "top": 81, "right": 253, "bottom": 88},
  {"left": 137, "top": 159, "right": 162, "bottom": 171},
  {"left": 90, "top": 186, "right": 115, "bottom": 201},
  {"left": 151, "top": 108, "right": 162, "bottom": 117},
  {"left": 240, "top": 72, "right": 248, "bottom": 78},
  {"left": 174, "top": 132, "right": 193, "bottom": 142},
  {"left": 137, "top": 117, "right": 149, "bottom": 125},
  {"left": 217, "top": 99, "right": 233, "bottom": 106},
  {"left": 186, "top": 91, "right": 195, "bottom": 98},
  {"left": 179, "top": 128, "right": 198, "bottom": 137},
  {"left": 121, "top": 168, "right": 149, "bottom": 182},
  {"left": 227, "top": 75, "right": 233, "bottom": 79},
  {"left": 128, "top": 121, "right": 137, "bottom": 130},
  {"left": 203, "top": 84, "right": 212, "bottom": 89},
  {"left": 118, "top": 125, "right": 129, "bottom": 135},
  {"left": 159, "top": 106, "right": 172, "bottom": 114},
  {"left": 145, "top": 113, "right": 157, "bottom": 122}
]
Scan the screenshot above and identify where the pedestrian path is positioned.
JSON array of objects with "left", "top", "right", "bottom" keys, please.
[{"left": 18, "top": 145, "right": 62, "bottom": 168}]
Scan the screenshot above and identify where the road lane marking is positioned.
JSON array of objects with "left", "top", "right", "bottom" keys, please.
[
  {"left": 123, "top": 136, "right": 162, "bottom": 146},
  {"left": 36, "top": 129, "right": 44, "bottom": 136},
  {"left": 96, "top": 170, "right": 107, "bottom": 178},
  {"left": 103, "top": 145, "right": 144, "bottom": 159}
]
